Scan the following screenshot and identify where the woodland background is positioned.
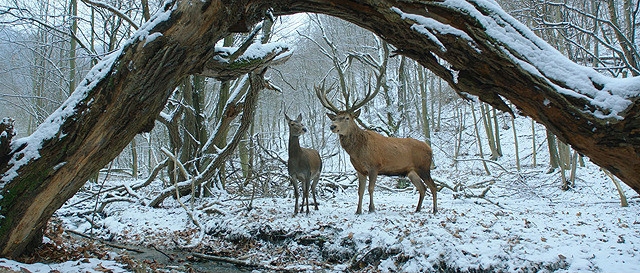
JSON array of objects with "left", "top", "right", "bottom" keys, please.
[
  {"left": 0, "top": 0, "right": 639, "bottom": 271},
  {"left": 2, "top": 0, "right": 638, "bottom": 194}
]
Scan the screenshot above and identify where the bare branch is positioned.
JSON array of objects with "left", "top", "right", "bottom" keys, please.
[
  {"left": 79, "top": 0, "right": 139, "bottom": 30},
  {"left": 0, "top": 6, "right": 95, "bottom": 57}
]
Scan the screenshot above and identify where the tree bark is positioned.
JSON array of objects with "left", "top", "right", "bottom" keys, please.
[{"left": 1, "top": 0, "right": 640, "bottom": 258}]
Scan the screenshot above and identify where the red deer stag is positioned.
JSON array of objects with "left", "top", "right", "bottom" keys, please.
[
  {"left": 285, "top": 113, "right": 323, "bottom": 215},
  {"left": 315, "top": 84, "right": 437, "bottom": 214}
]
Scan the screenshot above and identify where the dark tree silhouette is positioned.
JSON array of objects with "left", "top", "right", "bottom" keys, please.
[{"left": 1, "top": 0, "right": 638, "bottom": 258}]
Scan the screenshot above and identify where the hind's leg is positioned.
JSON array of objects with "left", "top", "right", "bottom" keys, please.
[
  {"left": 312, "top": 176, "right": 319, "bottom": 210},
  {"left": 302, "top": 178, "right": 310, "bottom": 214},
  {"left": 290, "top": 177, "right": 300, "bottom": 215}
]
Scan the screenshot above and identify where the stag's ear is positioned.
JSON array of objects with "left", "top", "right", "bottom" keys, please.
[
  {"left": 326, "top": 113, "right": 336, "bottom": 121},
  {"left": 353, "top": 109, "right": 361, "bottom": 118},
  {"left": 296, "top": 113, "right": 302, "bottom": 122}
]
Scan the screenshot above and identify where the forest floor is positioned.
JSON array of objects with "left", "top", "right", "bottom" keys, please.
[
  {"left": 1, "top": 158, "right": 638, "bottom": 273},
  {"left": 2, "top": 111, "right": 640, "bottom": 273}
]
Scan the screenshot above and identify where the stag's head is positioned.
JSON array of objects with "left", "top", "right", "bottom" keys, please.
[
  {"left": 314, "top": 81, "right": 378, "bottom": 136},
  {"left": 326, "top": 110, "right": 360, "bottom": 136},
  {"left": 285, "top": 113, "right": 308, "bottom": 137}
]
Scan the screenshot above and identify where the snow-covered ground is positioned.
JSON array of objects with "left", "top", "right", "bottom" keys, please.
[
  {"left": 0, "top": 258, "right": 129, "bottom": 273},
  {"left": 2, "top": 112, "right": 638, "bottom": 273}
]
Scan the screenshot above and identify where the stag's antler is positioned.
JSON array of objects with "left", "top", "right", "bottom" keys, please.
[
  {"left": 314, "top": 78, "right": 380, "bottom": 114},
  {"left": 348, "top": 78, "right": 380, "bottom": 113},
  {"left": 314, "top": 80, "right": 341, "bottom": 113}
]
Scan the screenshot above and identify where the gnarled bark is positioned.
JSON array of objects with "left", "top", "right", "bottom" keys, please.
[{"left": 1, "top": 0, "right": 639, "bottom": 258}]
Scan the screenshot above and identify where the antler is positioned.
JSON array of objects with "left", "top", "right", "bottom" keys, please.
[
  {"left": 314, "top": 80, "right": 341, "bottom": 113},
  {"left": 348, "top": 77, "right": 380, "bottom": 113},
  {"left": 314, "top": 78, "right": 381, "bottom": 114}
]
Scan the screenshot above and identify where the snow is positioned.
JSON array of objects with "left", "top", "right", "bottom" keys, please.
[
  {"left": 0, "top": 258, "right": 129, "bottom": 273},
  {"left": 56, "top": 173, "right": 639, "bottom": 272},
  {"left": 240, "top": 42, "right": 290, "bottom": 61},
  {"left": 142, "top": 32, "right": 163, "bottom": 47},
  {"left": 127, "top": 0, "right": 175, "bottom": 49},
  {"left": 391, "top": 7, "right": 477, "bottom": 53},
  {"left": 2, "top": 0, "right": 639, "bottom": 272},
  {"left": 213, "top": 42, "right": 291, "bottom": 64},
  {"left": 25, "top": 113, "right": 634, "bottom": 273}
]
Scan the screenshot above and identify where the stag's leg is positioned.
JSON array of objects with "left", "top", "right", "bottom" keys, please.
[
  {"left": 311, "top": 175, "right": 319, "bottom": 210},
  {"left": 418, "top": 170, "right": 438, "bottom": 214},
  {"left": 368, "top": 171, "right": 378, "bottom": 213},
  {"left": 408, "top": 171, "right": 426, "bottom": 212},
  {"left": 290, "top": 177, "right": 300, "bottom": 215},
  {"left": 356, "top": 172, "right": 367, "bottom": 214}
]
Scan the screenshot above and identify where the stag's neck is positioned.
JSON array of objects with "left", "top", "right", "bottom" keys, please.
[{"left": 339, "top": 127, "right": 368, "bottom": 155}]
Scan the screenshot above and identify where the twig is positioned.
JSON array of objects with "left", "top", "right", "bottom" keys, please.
[
  {"left": 151, "top": 244, "right": 175, "bottom": 262},
  {"left": 453, "top": 158, "right": 511, "bottom": 173},
  {"left": 91, "top": 162, "right": 113, "bottom": 235},
  {"left": 255, "top": 135, "right": 287, "bottom": 165},
  {"left": 80, "top": 0, "right": 139, "bottom": 29},
  {"left": 161, "top": 147, "right": 191, "bottom": 181},
  {"left": 602, "top": 168, "right": 628, "bottom": 207},
  {"left": 166, "top": 147, "right": 204, "bottom": 248},
  {"left": 459, "top": 186, "right": 504, "bottom": 209},
  {"left": 66, "top": 229, "right": 144, "bottom": 253},
  {"left": 96, "top": 197, "right": 135, "bottom": 213},
  {"left": 191, "top": 252, "right": 292, "bottom": 272},
  {"left": 67, "top": 159, "right": 168, "bottom": 207}
]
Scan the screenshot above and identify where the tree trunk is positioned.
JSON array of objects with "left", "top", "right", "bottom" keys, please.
[
  {"left": 547, "top": 130, "right": 560, "bottom": 171},
  {"left": 68, "top": 0, "right": 78, "bottom": 94},
  {"left": 2, "top": 0, "right": 640, "bottom": 258}
]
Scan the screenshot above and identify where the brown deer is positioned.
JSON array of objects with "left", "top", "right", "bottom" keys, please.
[
  {"left": 285, "top": 113, "right": 323, "bottom": 215},
  {"left": 316, "top": 83, "right": 437, "bottom": 214}
]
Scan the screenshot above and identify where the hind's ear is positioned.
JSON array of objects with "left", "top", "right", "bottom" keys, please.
[
  {"left": 296, "top": 113, "right": 302, "bottom": 122},
  {"left": 326, "top": 113, "right": 336, "bottom": 121},
  {"left": 284, "top": 113, "right": 291, "bottom": 121}
]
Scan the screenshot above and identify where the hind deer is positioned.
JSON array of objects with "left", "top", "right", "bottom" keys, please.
[
  {"left": 315, "top": 83, "right": 438, "bottom": 214},
  {"left": 285, "top": 113, "right": 322, "bottom": 215}
]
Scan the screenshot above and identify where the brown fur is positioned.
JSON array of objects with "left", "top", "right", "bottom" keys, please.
[
  {"left": 327, "top": 110, "right": 437, "bottom": 214},
  {"left": 286, "top": 113, "right": 322, "bottom": 215}
]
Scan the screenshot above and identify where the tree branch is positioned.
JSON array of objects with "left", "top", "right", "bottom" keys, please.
[{"left": 79, "top": 0, "right": 140, "bottom": 30}]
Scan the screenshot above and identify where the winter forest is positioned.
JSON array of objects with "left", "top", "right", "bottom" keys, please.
[{"left": 0, "top": 0, "right": 639, "bottom": 272}]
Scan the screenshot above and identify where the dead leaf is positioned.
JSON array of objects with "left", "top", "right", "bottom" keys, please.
[{"left": 94, "top": 263, "right": 114, "bottom": 273}]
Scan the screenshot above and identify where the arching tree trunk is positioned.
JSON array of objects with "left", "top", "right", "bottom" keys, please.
[{"left": 1, "top": 0, "right": 639, "bottom": 258}]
